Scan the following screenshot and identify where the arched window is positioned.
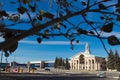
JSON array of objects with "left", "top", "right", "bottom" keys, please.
[
  {"left": 86, "top": 61, "right": 87, "bottom": 64},
  {"left": 77, "top": 60, "right": 78, "bottom": 64},
  {"left": 79, "top": 54, "right": 85, "bottom": 64},
  {"left": 92, "top": 60, "right": 94, "bottom": 64},
  {"left": 89, "top": 60, "right": 91, "bottom": 64}
]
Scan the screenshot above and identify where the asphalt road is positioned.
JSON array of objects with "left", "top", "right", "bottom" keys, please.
[{"left": 0, "top": 73, "right": 105, "bottom": 80}]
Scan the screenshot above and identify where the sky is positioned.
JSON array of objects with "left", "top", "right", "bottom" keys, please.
[{"left": 0, "top": 0, "right": 120, "bottom": 63}]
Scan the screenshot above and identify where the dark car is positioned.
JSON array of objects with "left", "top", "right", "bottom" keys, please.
[
  {"left": 0, "top": 68, "right": 5, "bottom": 71},
  {"left": 45, "top": 68, "right": 50, "bottom": 71}
]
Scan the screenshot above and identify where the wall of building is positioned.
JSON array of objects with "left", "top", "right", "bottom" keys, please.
[
  {"left": 70, "top": 56, "right": 106, "bottom": 71},
  {"left": 28, "top": 60, "right": 54, "bottom": 69},
  {"left": 69, "top": 43, "right": 106, "bottom": 71}
]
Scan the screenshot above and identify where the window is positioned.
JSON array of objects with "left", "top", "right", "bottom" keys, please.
[
  {"left": 92, "top": 60, "right": 94, "bottom": 64},
  {"left": 83, "top": 66, "right": 85, "bottom": 69},
  {"left": 79, "top": 54, "right": 85, "bottom": 64},
  {"left": 86, "top": 61, "right": 87, "bottom": 64},
  {"left": 89, "top": 66, "right": 91, "bottom": 69},
  {"left": 89, "top": 60, "right": 91, "bottom": 64},
  {"left": 77, "top": 60, "right": 78, "bottom": 64}
]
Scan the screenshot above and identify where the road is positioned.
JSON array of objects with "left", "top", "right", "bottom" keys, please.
[
  {"left": 0, "top": 70, "right": 120, "bottom": 80},
  {"left": 0, "top": 73, "right": 105, "bottom": 80}
]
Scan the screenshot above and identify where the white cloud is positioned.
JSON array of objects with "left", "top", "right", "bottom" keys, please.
[
  {"left": 101, "top": 32, "right": 120, "bottom": 38},
  {"left": 20, "top": 40, "right": 85, "bottom": 45}
]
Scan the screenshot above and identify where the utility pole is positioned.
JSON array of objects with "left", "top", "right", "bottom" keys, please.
[
  {"left": 0, "top": 1, "right": 3, "bottom": 74},
  {"left": 0, "top": 52, "right": 3, "bottom": 74},
  {"left": 13, "top": 52, "right": 16, "bottom": 68}
]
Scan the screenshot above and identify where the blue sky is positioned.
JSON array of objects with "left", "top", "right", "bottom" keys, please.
[
  {"left": 0, "top": 0, "right": 120, "bottom": 63},
  {"left": 3, "top": 34, "right": 120, "bottom": 63}
]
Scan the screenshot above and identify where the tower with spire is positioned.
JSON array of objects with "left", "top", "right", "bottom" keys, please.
[{"left": 85, "top": 43, "right": 91, "bottom": 54}]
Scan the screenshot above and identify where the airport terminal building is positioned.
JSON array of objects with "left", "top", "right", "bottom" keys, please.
[{"left": 69, "top": 43, "right": 106, "bottom": 71}]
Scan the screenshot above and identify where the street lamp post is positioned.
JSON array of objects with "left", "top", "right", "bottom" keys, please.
[{"left": 0, "top": 1, "right": 3, "bottom": 74}]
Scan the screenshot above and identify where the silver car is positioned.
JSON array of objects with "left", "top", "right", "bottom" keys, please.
[{"left": 96, "top": 72, "right": 106, "bottom": 78}]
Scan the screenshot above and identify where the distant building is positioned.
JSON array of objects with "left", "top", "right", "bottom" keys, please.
[
  {"left": 0, "top": 63, "right": 9, "bottom": 69},
  {"left": 69, "top": 43, "right": 106, "bottom": 71},
  {"left": 28, "top": 60, "right": 54, "bottom": 69},
  {"left": 10, "top": 61, "right": 27, "bottom": 68}
]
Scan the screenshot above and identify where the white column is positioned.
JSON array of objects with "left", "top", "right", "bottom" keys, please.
[
  {"left": 73, "top": 59, "right": 75, "bottom": 70},
  {"left": 78, "top": 60, "right": 80, "bottom": 70}
]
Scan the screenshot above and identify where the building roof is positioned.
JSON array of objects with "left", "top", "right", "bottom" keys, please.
[
  {"left": 71, "top": 51, "right": 95, "bottom": 59},
  {"left": 71, "top": 43, "right": 95, "bottom": 59},
  {"left": 29, "top": 60, "right": 54, "bottom": 64}
]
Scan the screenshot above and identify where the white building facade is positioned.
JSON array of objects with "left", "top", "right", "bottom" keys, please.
[
  {"left": 27, "top": 60, "right": 54, "bottom": 69},
  {"left": 70, "top": 43, "right": 106, "bottom": 71}
]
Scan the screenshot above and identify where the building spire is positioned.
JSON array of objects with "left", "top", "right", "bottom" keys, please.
[{"left": 85, "top": 43, "right": 91, "bottom": 54}]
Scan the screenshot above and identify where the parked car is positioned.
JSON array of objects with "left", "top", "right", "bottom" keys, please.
[
  {"left": 45, "top": 68, "right": 50, "bottom": 71},
  {"left": 96, "top": 72, "right": 106, "bottom": 78},
  {"left": 0, "top": 68, "right": 5, "bottom": 71}
]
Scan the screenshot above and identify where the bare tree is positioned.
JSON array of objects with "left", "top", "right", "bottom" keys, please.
[{"left": 0, "top": 0, "right": 120, "bottom": 57}]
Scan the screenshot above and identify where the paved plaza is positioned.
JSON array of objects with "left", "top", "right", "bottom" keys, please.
[
  {"left": 0, "top": 73, "right": 102, "bottom": 80},
  {"left": 0, "top": 70, "right": 120, "bottom": 80}
]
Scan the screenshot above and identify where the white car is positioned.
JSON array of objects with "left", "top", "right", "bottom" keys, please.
[{"left": 96, "top": 72, "right": 106, "bottom": 78}]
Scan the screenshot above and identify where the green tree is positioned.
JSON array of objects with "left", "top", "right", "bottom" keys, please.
[
  {"left": 62, "top": 59, "right": 65, "bottom": 68},
  {"left": 116, "top": 58, "right": 120, "bottom": 71},
  {"left": 54, "top": 57, "right": 65, "bottom": 69},
  {"left": 114, "top": 50, "right": 120, "bottom": 71},
  {"left": 65, "top": 58, "right": 70, "bottom": 70},
  {"left": 0, "top": 0, "right": 120, "bottom": 57},
  {"left": 54, "top": 57, "right": 58, "bottom": 68},
  {"left": 107, "top": 49, "right": 115, "bottom": 70},
  {"left": 59, "top": 57, "right": 63, "bottom": 67}
]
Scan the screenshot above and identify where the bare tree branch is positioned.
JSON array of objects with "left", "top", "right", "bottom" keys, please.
[{"left": 82, "top": 15, "right": 109, "bottom": 54}]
